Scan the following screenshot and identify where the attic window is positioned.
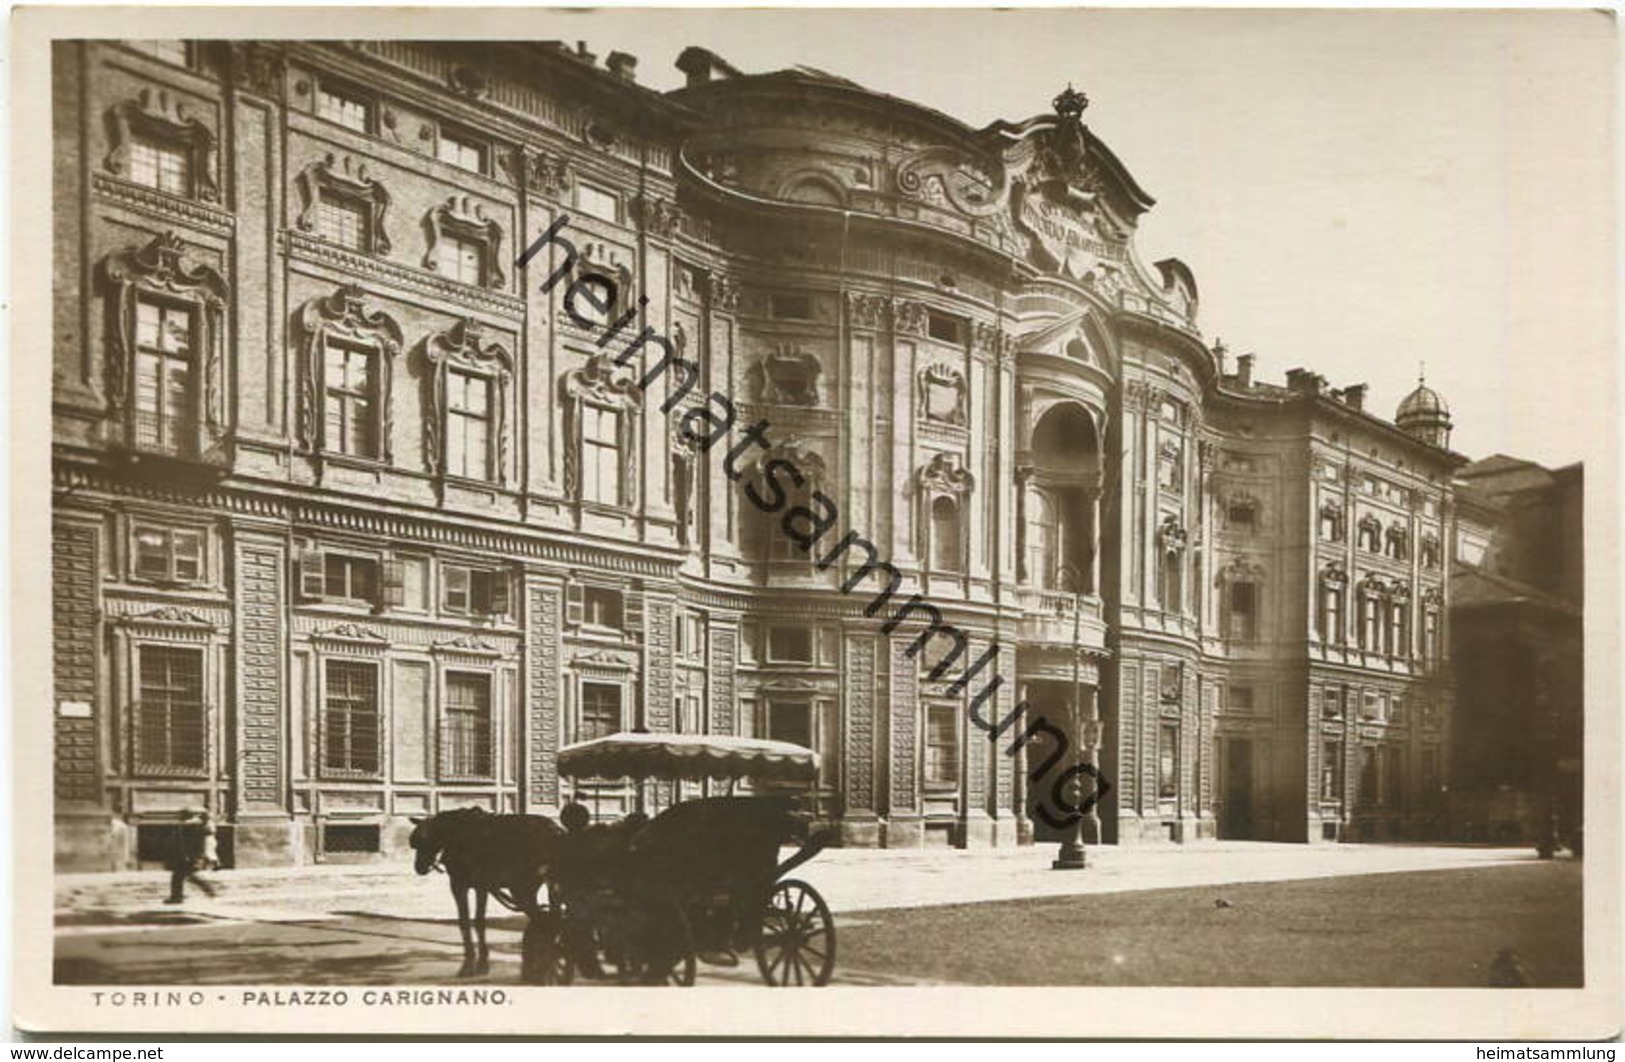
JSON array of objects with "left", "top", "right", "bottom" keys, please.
[{"left": 927, "top": 312, "right": 965, "bottom": 345}]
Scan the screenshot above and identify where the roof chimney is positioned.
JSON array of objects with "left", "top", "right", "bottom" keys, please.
[
  {"left": 606, "top": 51, "right": 637, "bottom": 81},
  {"left": 1212, "top": 338, "right": 1228, "bottom": 376},
  {"left": 1286, "top": 368, "right": 1325, "bottom": 396},
  {"left": 575, "top": 41, "right": 597, "bottom": 65},
  {"left": 1341, "top": 384, "right": 1368, "bottom": 411},
  {"left": 1235, "top": 353, "right": 1255, "bottom": 389}
]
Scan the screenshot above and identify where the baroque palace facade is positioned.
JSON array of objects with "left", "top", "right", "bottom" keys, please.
[{"left": 52, "top": 39, "right": 1461, "bottom": 869}]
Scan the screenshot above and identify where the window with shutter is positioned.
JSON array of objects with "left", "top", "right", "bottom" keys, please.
[
  {"left": 489, "top": 574, "right": 510, "bottom": 616},
  {"left": 381, "top": 559, "right": 406, "bottom": 608},
  {"left": 299, "top": 548, "right": 327, "bottom": 599}
]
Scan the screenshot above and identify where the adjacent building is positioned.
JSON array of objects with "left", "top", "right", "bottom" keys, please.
[{"left": 53, "top": 39, "right": 1467, "bottom": 869}]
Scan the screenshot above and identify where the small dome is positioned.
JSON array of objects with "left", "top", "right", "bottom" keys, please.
[
  {"left": 1395, "top": 371, "right": 1453, "bottom": 448},
  {"left": 1397, "top": 380, "right": 1449, "bottom": 420}
]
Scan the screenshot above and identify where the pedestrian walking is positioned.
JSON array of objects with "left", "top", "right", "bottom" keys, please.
[{"left": 163, "top": 808, "right": 218, "bottom": 904}]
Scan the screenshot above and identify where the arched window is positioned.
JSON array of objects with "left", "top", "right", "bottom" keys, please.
[
  {"left": 1358, "top": 516, "right": 1383, "bottom": 553},
  {"left": 1318, "top": 565, "right": 1348, "bottom": 644},
  {"left": 1385, "top": 525, "right": 1409, "bottom": 561},
  {"left": 1358, "top": 578, "right": 1388, "bottom": 651},
  {"left": 1319, "top": 503, "right": 1345, "bottom": 543},
  {"left": 930, "top": 496, "right": 963, "bottom": 573}
]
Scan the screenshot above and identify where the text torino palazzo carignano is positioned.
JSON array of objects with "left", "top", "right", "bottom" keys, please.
[{"left": 518, "top": 215, "right": 1111, "bottom": 827}]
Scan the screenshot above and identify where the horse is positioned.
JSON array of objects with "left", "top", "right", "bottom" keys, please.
[{"left": 409, "top": 807, "right": 566, "bottom": 977}]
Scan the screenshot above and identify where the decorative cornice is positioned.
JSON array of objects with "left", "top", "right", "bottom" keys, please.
[
  {"left": 432, "top": 633, "right": 502, "bottom": 657},
  {"left": 91, "top": 172, "right": 236, "bottom": 237},
  {"left": 311, "top": 622, "right": 389, "bottom": 646},
  {"left": 631, "top": 192, "right": 682, "bottom": 239},
  {"left": 115, "top": 605, "right": 219, "bottom": 633},
  {"left": 282, "top": 230, "right": 525, "bottom": 318},
  {"left": 845, "top": 292, "right": 890, "bottom": 331}
]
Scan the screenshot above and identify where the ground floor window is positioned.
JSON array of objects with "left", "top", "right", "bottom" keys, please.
[
  {"left": 924, "top": 703, "right": 959, "bottom": 786},
  {"left": 1157, "top": 720, "right": 1180, "bottom": 800},
  {"left": 579, "top": 681, "right": 622, "bottom": 741},
  {"left": 324, "top": 659, "right": 380, "bottom": 774},
  {"left": 442, "top": 671, "right": 493, "bottom": 778},
  {"left": 135, "top": 645, "right": 206, "bottom": 772},
  {"left": 1321, "top": 739, "right": 1345, "bottom": 802}
]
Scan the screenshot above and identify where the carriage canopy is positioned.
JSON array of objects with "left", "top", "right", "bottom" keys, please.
[{"left": 557, "top": 732, "right": 819, "bottom": 784}]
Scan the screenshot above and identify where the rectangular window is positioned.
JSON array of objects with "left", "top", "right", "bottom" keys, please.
[
  {"left": 393, "top": 555, "right": 428, "bottom": 612},
  {"left": 1359, "top": 746, "right": 1379, "bottom": 808},
  {"left": 924, "top": 704, "right": 959, "bottom": 786},
  {"left": 443, "top": 671, "right": 493, "bottom": 778},
  {"left": 323, "top": 342, "right": 376, "bottom": 458},
  {"left": 1390, "top": 602, "right": 1409, "bottom": 657},
  {"left": 574, "top": 183, "right": 620, "bottom": 223},
  {"left": 582, "top": 586, "right": 624, "bottom": 629},
  {"left": 1361, "top": 595, "right": 1383, "bottom": 651},
  {"left": 1319, "top": 585, "right": 1344, "bottom": 643},
  {"left": 927, "top": 311, "right": 965, "bottom": 345},
  {"left": 318, "top": 83, "right": 373, "bottom": 133},
  {"left": 1423, "top": 610, "right": 1440, "bottom": 666},
  {"left": 133, "top": 298, "right": 194, "bottom": 456},
  {"left": 1226, "top": 582, "right": 1258, "bottom": 641},
  {"left": 127, "top": 40, "right": 191, "bottom": 65},
  {"left": 677, "top": 693, "right": 703, "bottom": 736},
  {"left": 675, "top": 611, "right": 704, "bottom": 660},
  {"left": 324, "top": 660, "right": 380, "bottom": 774},
  {"left": 436, "top": 126, "right": 487, "bottom": 173},
  {"left": 323, "top": 823, "right": 381, "bottom": 855},
  {"left": 1362, "top": 691, "right": 1383, "bottom": 722},
  {"left": 127, "top": 136, "right": 191, "bottom": 196},
  {"left": 1157, "top": 721, "right": 1180, "bottom": 800},
  {"left": 135, "top": 645, "right": 206, "bottom": 772},
  {"left": 442, "top": 564, "right": 507, "bottom": 616},
  {"left": 1321, "top": 740, "right": 1345, "bottom": 802},
  {"left": 324, "top": 553, "right": 379, "bottom": 604},
  {"left": 770, "top": 293, "right": 813, "bottom": 320},
  {"left": 445, "top": 370, "right": 492, "bottom": 480},
  {"left": 316, "top": 191, "right": 370, "bottom": 251},
  {"left": 579, "top": 682, "right": 622, "bottom": 741},
  {"left": 1227, "top": 685, "right": 1255, "bottom": 712},
  {"left": 444, "top": 233, "right": 488, "bottom": 287},
  {"left": 580, "top": 404, "right": 621, "bottom": 505},
  {"left": 133, "top": 526, "right": 204, "bottom": 584},
  {"left": 767, "top": 626, "right": 813, "bottom": 664},
  {"left": 1226, "top": 502, "right": 1257, "bottom": 530},
  {"left": 1323, "top": 686, "right": 1343, "bottom": 719},
  {"left": 767, "top": 699, "right": 812, "bottom": 750}
]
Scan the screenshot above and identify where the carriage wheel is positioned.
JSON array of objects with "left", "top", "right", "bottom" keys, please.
[
  {"left": 520, "top": 908, "right": 574, "bottom": 986},
  {"left": 755, "top": 879, "right": 836, "bottom": 986}
]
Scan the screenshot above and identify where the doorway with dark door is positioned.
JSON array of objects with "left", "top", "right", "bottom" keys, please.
[{"left": 1220, "top": 738, "right": 1254, "bottom": 839}]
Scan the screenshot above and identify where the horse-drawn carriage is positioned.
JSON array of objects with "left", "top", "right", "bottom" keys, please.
[{"left": 409, "top": 732, "right": 837, "bottom": 987}]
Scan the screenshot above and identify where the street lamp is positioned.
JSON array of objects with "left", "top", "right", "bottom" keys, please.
[{"left": 1053, "top": 563, "right": 1090, "bottom": 870}]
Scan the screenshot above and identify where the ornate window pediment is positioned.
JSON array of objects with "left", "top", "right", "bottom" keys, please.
[
  {"left": 919, "top": 363, "right": 968, "bottom": 426},
  {"left": 1357, "top": 514, "right": 1383, "bottom": 552},
  {"left": 917, "top": 452, "right": 974, "bottom": 497},
  {"left": 755, "top": 345, "right": 822, "bottom": 407},
  {"left": 561, "top": 352, "right": 641, "bottom": 507},
  {"left": 296, "top": 153, "right": 393, "bottom": 255},
  {"left": 1320, "top": 561, "right": 1349, "bottom": 587},
  {"left": 296, "top": 285, "right": 403, "bottom": 461},
  {"left": 102, "top": 232, "right": 229, "bottom": 458},
  {"left": 423, "top": 318, "right": 513, "bottom": 484},
  {"left": 504, "top": 149, "right": 574, "bottom": 200},
  {"left": 1358, "top": 572, "right": 1390, "bottom": 598},
  {"left": 1218, "top": 557, "right": 1265, "bottom": 584},
  {"left": 422, "top": 195, "right": 505, "bottom": 289},
  {"left": 1157, "top": 515, "right": 1188, "bottom": 554},
  {"left": 105, "top": 88, "right": 220, "bottom": 202}
]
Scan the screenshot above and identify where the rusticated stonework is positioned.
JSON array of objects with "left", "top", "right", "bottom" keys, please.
[
  {"left": 709, "top": 627, "right": 737, "bottom": 735},
  {"left": 234, "top": 539, "right": 286, "bottom": 808},
  {"left": 890, "top": 637, "right": 919, "bottom": 809},
  {"left": 643, "top": 595, "right": 676, "bottom": 805},
  {"left": 53, "top": 521, "right": 101, "bottom": 805},
  {"left": 843, "top": 634, "right": 876, "bottom": 811},
  {"left": 527, "top": 582, "right": 562, "bottom": 806}
]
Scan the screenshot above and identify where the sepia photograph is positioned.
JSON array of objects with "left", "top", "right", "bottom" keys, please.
[{"left": 9, "top": 4, "right": 1619, "bottom": 1039}]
